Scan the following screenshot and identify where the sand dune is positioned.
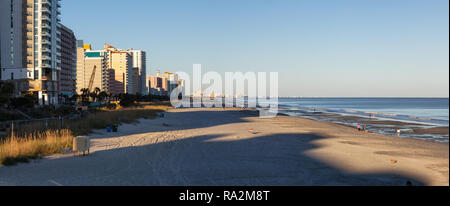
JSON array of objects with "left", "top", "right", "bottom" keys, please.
[{"left": 0, "top": 108, "right": 448, "bottom": 186}]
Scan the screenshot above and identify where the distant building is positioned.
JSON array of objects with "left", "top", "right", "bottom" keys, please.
[
  {"left": 147, "top": 72, "right": 183, "bottom": 96},
  {"left": 58, "top": 24, "right": 76, "bottom": 98},
  {"left": 110, "top": 51, "right": 131, "bottom": 94},
  {"left": 161, "top": 76, "right": 169, "bottom": 95},
  {"left": 148, "top": 75, "right": 163, "bottom": 96},
  {"left": 107, "top": 69, "right": 121, "bottom": 95},
  {"left": 104, "top": 44, "right": 145, "bottom": 95},
  {"left": 163, "top": 72, "right": 179, "bottom": 95},
  {"left": 129, "top": 50, "right": 147, "bottom": 95},
  {"left": 75, "top": 41, "right": 108, "bottom": 93},
  {"left": 74, "top": 43, "right": 147, "bottom": 95},
  {"left": 126, "top": 67, "right": 139, "bottom": 95}
]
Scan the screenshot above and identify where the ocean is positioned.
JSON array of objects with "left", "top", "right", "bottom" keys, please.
[
  {"left": 278, "top": 98, "right": 449, "bottom": 125},
  {"left": 276, "top": 98, "right": 449, "bottom": 143}
]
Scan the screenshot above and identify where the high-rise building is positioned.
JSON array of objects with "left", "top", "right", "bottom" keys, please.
[
  {"left": 103, "top": 44, "right": 147, "bottom": 95},
  {"left": 126, "top": 67, "right": 139, "bottom": 95},
  {"left": 161, "top": 76, "right": 169, "bottom": 95},
  {"left": 75, "top": 42, "right": 108, "bottom": 93},
  {"left": 58, "top": 23, "right": 76, "bottom": 98},
  {"left": 163, "top": 72, "right": 179, "bottom": 95},
  {"left": 129, "top": 50, "right": 147, "bottom": 95},
  {"left": 0, "top": 0, "right": 62, "bottom": 105},
  {"left": 148, "top": 72, "right": 179, "bottom": 96},
  {"left": 110, "top": 51, "right": 132, "bottom": 94},
  {"left": 149, "top": 75, "right": 163, "bottom": 95}
]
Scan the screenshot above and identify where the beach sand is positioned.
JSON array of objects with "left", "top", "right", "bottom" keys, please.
[{"left": 0, "top": 108, "right": 448, "bottom": 186}]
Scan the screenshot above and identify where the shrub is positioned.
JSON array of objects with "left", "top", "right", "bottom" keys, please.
[
  {"left": 11, "top": 95, "right": 36, "bottom": 109},
  {"left": 119, "top": 94, "right": 136, "bottom": 107},
  {"left": 55, "top": 105, "right": 74, "bottom": 116},
  {"left": 0, "top": 104, "right": 170, "bottom": 166}
]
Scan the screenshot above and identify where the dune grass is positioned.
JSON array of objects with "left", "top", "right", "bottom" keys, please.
[
  {"left": 0, "top": 103, "right": 170, "bottom": 166},
  {"left": 0, "top": 129, "right": 73, "bottom": 166}
]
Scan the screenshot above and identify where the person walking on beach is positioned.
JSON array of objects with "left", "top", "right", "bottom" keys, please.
[{"left": 357, "top": 124, "right": 361, "bottom": 131}]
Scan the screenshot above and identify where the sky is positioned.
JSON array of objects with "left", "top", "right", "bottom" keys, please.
[{"left": 61, "top": 0, "right": 449, "bottom": 97}]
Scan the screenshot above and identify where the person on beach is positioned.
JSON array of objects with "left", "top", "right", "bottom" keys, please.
[
  {"left": 357, "top": 124, "right": 361, "bottom": 131},
  {"left": 363, "top": 125, "right": 369, "bottom": 132}
]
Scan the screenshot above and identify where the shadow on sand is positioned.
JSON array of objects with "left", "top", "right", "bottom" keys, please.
[{"left": 0, "top": 109, "right": 426, "bottom": 186}]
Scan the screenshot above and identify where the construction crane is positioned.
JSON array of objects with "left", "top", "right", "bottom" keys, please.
[{"left": 88, "top": 65, "right": 97, "bottom": 92}]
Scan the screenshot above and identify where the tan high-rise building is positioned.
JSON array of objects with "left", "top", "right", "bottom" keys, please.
[
  {"left": 110, "top": 51, "right": 131, "bottom": 94},
  {"left": 103, "top": 43, "right": 146, "bottom": 95},
  {"left": 127, "top": 67, "right": 139, "bottom": 95},
  {"left": 75, "top": 41, "right": 108, "bottom": 93},
  {"left": 148, "top": 74, "right": 171, "bottom": 96}
]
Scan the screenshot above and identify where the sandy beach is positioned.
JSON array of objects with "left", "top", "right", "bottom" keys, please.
[{"left": 0, "top": 108, "right": 448, "bottom": 186}]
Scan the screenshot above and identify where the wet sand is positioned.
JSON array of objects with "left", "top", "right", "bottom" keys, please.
[
  {"left": 285, "top": 110, "right": 449, "bottom": 137},
  {"left": 0, "top": 108, "right": 448, "bottom": 186},
  {"left": 413, "top": 127, "right": 449, "bottom": 135}
]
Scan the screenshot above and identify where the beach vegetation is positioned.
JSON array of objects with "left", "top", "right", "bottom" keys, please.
[{"left": 0, "top": 103, "right": 171, "bottom": 166}]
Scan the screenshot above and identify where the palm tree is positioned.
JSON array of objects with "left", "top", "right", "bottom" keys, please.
[
  {"left": 80, "top": 88, "right": 90, "bottom": 104},
  {"left": 89, "top": 93, "right": 98, "bottom": 103},
  {"left": 98, "top": 91, "right": 108, "bottom": 103},
  {"left": 107, "top": 92, "right": 112, "bottom": 103},
  {"left": 91, "top": 87, "right": 101, "bottom": 102},
  {"left": 71, "top": 94, "right": 79, "bottom": 102},
  {"left": 93, "top": 87, "right": 101, "bottom": 95}
]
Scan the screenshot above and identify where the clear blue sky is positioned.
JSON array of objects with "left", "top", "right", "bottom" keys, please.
[{"left": 61, "top": 0, "right": 449, "bottom": 97}]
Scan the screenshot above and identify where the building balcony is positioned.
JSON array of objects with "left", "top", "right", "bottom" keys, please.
[
  {"left": 41, "top": 7, "right": 51, "bottom": 14},
  {"left": 41, "top": 47, "right": 51, "bottom": 53},
  {"left": 40, "top": 15, "right": 50, "bottom": 21},
  {"left": 42, "top": 39, "right": 51, "bottom": 45},
  {"left": 42, "top": 62, "right": 52, "bottom": 68},
  {"left": 41, "top": 30, "right": 51, "bottom": 37},
  {"left": 41, "top": 11, "right": 51, "bottom": 19},
  {"left": 41, "top": 22, "right": 51, "bottom": 29},
  {"left": 41, "top": 55, "right": 51, "bottom": 61}
]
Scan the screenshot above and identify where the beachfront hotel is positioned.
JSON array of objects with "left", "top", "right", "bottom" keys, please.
[
  {"left": 146, "top": 71, "right": 182, "bottom": 96},
  {"left": 129, "top": 50, "right": 147, "bottom": 95},
  {"left": 104, "top": 44, "right": 147, "bottom": 95},
  {"left": 75, "top": 43, "right": 148, "bottom": 95},
  {"left": 75, "top": 42, "right": 108, "bottom": 93},
  {"left": 58, "top": 23, "right": 76, "bottom": 99},
  {"left": 0, "top": 0, "right": 62, "bottom": 105}
]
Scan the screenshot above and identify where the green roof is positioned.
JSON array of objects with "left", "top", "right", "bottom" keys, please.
[{"left": 85, "top": 52, "right": 103, "bottom": 58}]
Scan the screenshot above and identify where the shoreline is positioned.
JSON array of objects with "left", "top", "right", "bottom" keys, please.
[
  {"left": 278, "top": 108, "right": 449, "bottom": 143},
  {"left": 0, "top": 107, "right": 448, "bottom": 186}
]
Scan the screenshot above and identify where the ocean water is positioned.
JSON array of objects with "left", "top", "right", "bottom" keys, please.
[{"left": 278, "top": 98, "right": 449, "bottom": 126}]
